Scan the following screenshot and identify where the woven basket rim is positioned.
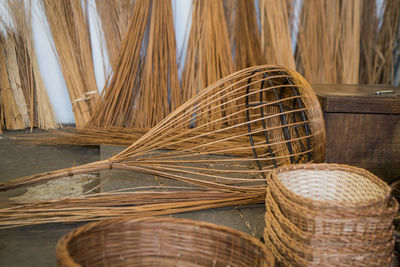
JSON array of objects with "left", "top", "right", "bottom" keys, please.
[
  {"left": 271, "top": 163, "right": 392, "bottom": 208},
  {"left": 56, "top": 216, "right": 273, "bottom": 267}
]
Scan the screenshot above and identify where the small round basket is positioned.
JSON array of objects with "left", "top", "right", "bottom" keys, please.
[
  {"left": 264, "top": 163, "right": 398, "bottom": 267},
  {"left": 56, "top": 216, "right": 275, "bottom": 267}
]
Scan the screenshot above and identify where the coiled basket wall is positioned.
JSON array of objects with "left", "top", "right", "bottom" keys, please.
[
  {"left": 264, "top": 163, "right": 398, "bottom": 267},
  {"left": 56, "top": 216, "right": 275, "bottom": 267}
]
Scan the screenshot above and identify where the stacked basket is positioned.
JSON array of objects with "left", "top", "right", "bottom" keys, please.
[{"left": 264, "top": 163, "right": 398, "bottom": 266}]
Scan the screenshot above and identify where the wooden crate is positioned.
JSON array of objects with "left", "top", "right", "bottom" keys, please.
[{"left": 313, "top": 84, "right": 400, "bottom": 183}]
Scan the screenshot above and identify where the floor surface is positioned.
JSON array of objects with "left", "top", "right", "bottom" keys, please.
[{"left": 0, "top": 130, "right": 266, "bottom": 266}]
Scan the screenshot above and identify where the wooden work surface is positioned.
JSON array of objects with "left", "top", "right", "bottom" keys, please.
[
  {"left": 313, "top": 84, "right": 400, "bottom": 114},
  {"left": 312, "top": 84, "right": 400, "bottom": 182}
]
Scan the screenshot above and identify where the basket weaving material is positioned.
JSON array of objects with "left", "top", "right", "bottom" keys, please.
[
  {"left": 57, "top": 216, "right": 275, "bottom": 267},
  {"left": 264, "top": 163, "right": 398, "bottom": 267}
]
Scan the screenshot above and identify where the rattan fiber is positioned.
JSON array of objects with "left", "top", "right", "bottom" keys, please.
[{"left": 57, "top": 216, "right": 275, "bottom": 267}]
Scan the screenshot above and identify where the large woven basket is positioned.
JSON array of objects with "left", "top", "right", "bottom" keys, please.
[
  {"left": 57, "top": 216, "right": 275, "bottom": 267},
  {"left": 264, "top": 163, "right": 398, "bottom": 267}
]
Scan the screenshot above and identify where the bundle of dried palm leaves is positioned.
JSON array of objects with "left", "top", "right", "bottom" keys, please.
[
  {"left": 0, "top": 65, "right": 326, "bottom": 193},
  {"left": 1, "top": 0, "right": 58, "bottom": 131},
  {"left": 39, "top": 0, "right": 99, "bottom": 128}
]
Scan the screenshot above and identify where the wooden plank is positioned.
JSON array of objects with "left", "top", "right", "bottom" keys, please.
[
  {"left": 313, "top": 84, "right": 400, "bottom": 114},
  {"left": 324, "top": 113, "right": 400, "bottom": 182}
]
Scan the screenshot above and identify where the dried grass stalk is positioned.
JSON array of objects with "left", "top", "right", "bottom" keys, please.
[
  {"left": 182, "top": 0, "right": 234, "bottom": 102},
  {"left": 359, "top": 0, "right": 379, "bottom": 84},
  {"left": 0, "top": 65, "right": 326, "bottom": 193},
  {"left": 4, "top": 0, "right": 58, "bottom": 130},
  {"left": 259, "top": 0, "right": 295, "bottom": 69},
  {"left": 296, "top": 0, "right": 341, "bottom": 84},
  {"left": 39, "top": 0, "right": 99, "bottom": 127},
  {"left": 0, "top": 190, "right": 264, "bottom": 228},
  {"left": 94, "top": 0, "right": 136, "bottom": 70},
  {"left": 371, "top": 0, "right": 400, "bottom": 84},
  {"left": 338, "top": 0, "right": 361, "bottom": 84},
  {"left": 0, "top": 36, "right": 25, "bottom": 131},
  {"left": 131, "top": 0, "right": 181, "bottom": 128},
  {"left": 233, "top": 0, "right": 265, "bottom": 70},
  {"left": 86, "top": 0, "right": 151, "bottom": 128},
  {"left": 3, "top": 37, "right": 30, "bottom": 128}
]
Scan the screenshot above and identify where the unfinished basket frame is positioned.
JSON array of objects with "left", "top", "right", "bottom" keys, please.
[
  {"left": 0, "top": 65, "right": 326, "bottom": 192},
  {"left": 56, "top": 216, "right": 275, "bottom": 267}
]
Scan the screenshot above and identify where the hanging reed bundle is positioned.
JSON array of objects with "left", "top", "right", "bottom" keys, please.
[
  {"left": 3, "top": 0, "right": 58, "bottom": 130},
  {"left": 0, "top": 189, "right": 264, "bottom": 229},
  {"left": 359, "top": 0, "right": 379, "bottom": 84},
  {"left": 131, "top": 0, "right": 181, "bottom": 128},
  {"left": 181, "top": 0, "right": 234, "bottom": 103},
  {"left": 0, "top": 65, "right": 326, "bottom": 193},
  {"left": 370, "top": 0, "right": 400, "bottom": 84},
  {"left": 39, "top": 0, "right": 98, "bottom": 128},
  {"left": 296, "top": 0, "right": 341, "bottom": 84},
  {"left": 233, "top": 0, "right": 265, "bottom": 70},
  {"left": 259, "top": 0, "right": 295, "bottom": 69},
  {"left": 3, "top": 36, "right": 30, "bottom": 128},
  {"left": 338, "top": 0, "right": 361, "bottom": 84},
  {"left": 94, "top": 0, "right": 136, "bottom": 70},
  {"left": 0, "top": 36, "right": 25, "bottom": 131},
  {"left": 86, "top": 0, "right": 151, "bottom": 128}
]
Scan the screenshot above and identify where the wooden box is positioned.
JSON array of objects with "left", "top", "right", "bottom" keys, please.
[{"left": 313, "top": 84, "right": 400, "bottom": 183}]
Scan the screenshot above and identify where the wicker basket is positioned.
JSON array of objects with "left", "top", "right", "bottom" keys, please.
[
  {"left": 57, "top": 216, "right": 275, "bottom": 267},
  {"left": 264, "top": 163, "right": 398, "bottom": 267}
]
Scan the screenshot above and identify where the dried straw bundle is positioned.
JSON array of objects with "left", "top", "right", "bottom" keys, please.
[
  {"left": 3, "top": 36, "right": 30, "bottom": 128},
  {"left": 259, "top": 0, "right": 295, "bottom": 69},
  {"left": 0, "top": 190, "right": 264, "bottom": 229},
  {"left": 338, "top": 0, "right": 361, "bottom": 84},
  {"left": 90, "top": 0, "right": 181, "bottom": 128},
  {"left": 233, "top": 0, "right": 265, "bottom": 70},
  {"left": 20, "top": 127, "right": 146, "bottom": 147},
  {"left": 3, "top": 0, "right": 58, "bottom": 130},
  {"left": 0, "top": 36, "right": 25, "bottom": 131},
  {"left": 369, "top": 0, "right": 400, "bottom": 84},
  {"left": 181, "top": 0, "right": 234, "bottom": 103},
  {"left": 86, "top": 0, "right": 150, "bottom": 128},
  {"left": 296, "top": 0, "right": 341, "bottom": 84},
  {"left": 131, "top": 0, "right": 181, "bottom": 128},
  {"left": 39, "top": 0, "right": 99, "bottom": 127},
  {"left": 94, "top": 0, "right": 136, "bottom": 70},
  {"left": 359, "top": 0, "right": 379, "bottom": 84},
  {"left": 0, "top": 65, "right": 326, "bottom": 192}
]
